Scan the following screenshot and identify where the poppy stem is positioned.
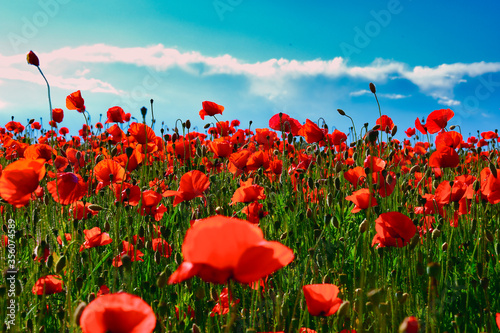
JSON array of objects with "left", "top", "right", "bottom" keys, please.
[{"left": 37, "top": 66, "right": 54, "bottom": 145}]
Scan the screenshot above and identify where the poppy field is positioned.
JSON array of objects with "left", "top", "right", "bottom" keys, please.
[{"left": 1, "top": 51, "right": 500, "bottom": 332}]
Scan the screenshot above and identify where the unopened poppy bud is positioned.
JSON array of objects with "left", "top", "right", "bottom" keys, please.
[
  {"left": 369, "top": 82, "right": 376, "bottom": 94},
  {"left": 337, "top": 109, "right": 346, "bottom": 116},
  {"left": 73, "top": 301, "right": 86, "bottom": 326},
  {"left": 410, "top": 165, "right": 420, "bottom": 173},
  {"left": 192, "top": 324, "right": 202, "bottom": 333},
  {"left": 485, "top": 230, "right": 494, "bottom": 242},
  {"left": 372, "top": 124, "right": 381, "bottom": 131},
  {"left": 157, "top": 271, "right": 167, "bottom": 288},
  {"left": 449, "top": 125, "right": 456, "bottom": 130},
  {"left": 185, "top": 119, "right": 191, "bottom": 129},
  {"left": 359, "top": 219, "right": 368, "bottom": 234},
  {"left": 489, "top": 163, "right": 497, "bottom": 178},
  {"left": 121, "top": 254, "right": 132, "bottom": 270},
  {"left": 431, "top": 229, "right": 442, "bottom": 240},
  {"left": 441, "top": 242, "right": 448, "bottom": 251},
  {"left": 391, "top": 125, "right": 398, "bottom": 137},
  {"left": 88, "top": 204, "right": 104, "bottom": 211},
  {"left": 88, "top": 292, "right": 96, "bottom": 303},
  {"left": 140, "top": 107, "right": 147, "bottom": 118},
  {"left": 55, "top": 256, "right": 66, "bottom": 273},
  {"left": 337, "top": 301, "right": 350, "bottom": 318},
  {"left": 27, "top": 50, "right": 40, "bottom": 67}
]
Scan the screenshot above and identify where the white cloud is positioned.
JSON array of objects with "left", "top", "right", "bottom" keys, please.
[
  {"left": 350, "top": 89, "right": 409, "bottom": 99},
  {"left": 2, "top": 45, "right": 500, "bottom": 104},
  {"left": 0, "top": 99, "right": 7, "bottom": 109},
  {"left": 437, "top": 97, "right": 461, "bottom": 107}
]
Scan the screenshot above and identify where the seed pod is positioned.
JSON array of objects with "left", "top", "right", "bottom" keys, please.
[
  {"left": 442, "top": 242, "right": 448, "bottom": 251},
  {"left": 157, "top": 271, "right": 167, "bottom": 288},
  {"left": 337, "top": 301, "right": 350, "bottom": 318},
  {"left": 73, "top": 302, "right": 86, "bottom": 326},
  {"left": 359, "top": 219, "right": 368, "bottom": 234},
  {"left": 55, "top": 256, "right": 66, "bottom": 274}
]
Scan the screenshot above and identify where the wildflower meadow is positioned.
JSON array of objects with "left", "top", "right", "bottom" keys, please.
[{"left": 1, "top": 50, "right": 500, "bottom": 333}]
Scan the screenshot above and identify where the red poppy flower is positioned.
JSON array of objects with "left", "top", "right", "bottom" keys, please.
[
  {"left": 199, "top": 101, "right": 224, "bottom": 120},
  {"left": 231, "top": 178, "right": 266, "bottom": 204},
  {"left": 112, "top": 182, "right": 141, "bottom": 206},
  {"left": 329, "top": 129, "right": 347, "bottom": 146},
  {"left": 209, "top": 138, "right": 233, "bottom": 158},
  {"left": 32, "top": 275, "right": 63, "bottom": 295},
  {"left": 52, "top": 108, "right": 64, "bottom": 123},
  {"left": 66, "top": 90, "right": 86, "bottom": 113},
  {"left": 80, "top": 293, "right": 156, "bottom": 333},
  {"left": 496, "top": 313, "right": 500, "bottom": 330},
  {"left": 94, "top": 159, "right": 126, "bottom": 188},
  {"left": 162, "top": 170, "right": 210, "bottom": 206},
  {"left": 254, "top": 128, "right": 278, "bottom": 149},
  {"left": 231, "top": 119, "right": 240, "bottom": 127},
  {"left": 345, "top": 188, "right": 377, "bottom": 213},
  {"left": 364, "top": 156, "right": 386, "bottom": 172},
  {"left": 57, "top": 233, "right": 72, "bottom": 246},
  {"left": 138, "top": 190, "right": 167, "bottom": 221},
  {"left": 96, "top": 285, "right": 110, "bottom": 297},
  {"left": 302, "top": 284, "right": 342, "bottom": 316},
  {"left": 268, "top": 113, "right": 302, "bottom": 136},
  {"left": 128, "top": 123, "right": 156, "bottom": 144},
  {"left": 429, "top": 146, "right": 459, "bottom": 168},
  {"left": 24, "top": 144, "right": 56, "bottom": 162},
  {"left": 31, "top": 122, "right": 41, "bottom": 130},
  {"left": 69, "top": 201, "right": 99, "bottom": 220},
  {"left": 399, "top": 316, "right": 420, "bottom": 333},
  {"left": 298, "top": 119, "right": 326, "bottom": 144},
  {"left": 168, "top": 216, "right": 294, "bottom": 284},
  {"left": 210, "top": 287, "right": 240, "bottom": 316},
  {"left": 79, "top": 227, "right": 113, "bottom": 252},
  {"left": 106, "top": 106, "right": 129, "bottom": 124},
  {"left": 112, "top": 241, "right": 144, "bottom": 267},
  {"left": 405, "top": 127, "right": 416, "bottom": 137},
  {"left": 242, "top": 202, "right": 268, "bottom": 224},
  {"left": 27, "top": 50, "right": 40, "bottom": 67},
  {"left": 425, "top": 109, "right": 454, "bottom": 134},
  {"left": 107, "top": 124, "right": 126, "bottom": 144},
  {"left": 47, "top": 172, "right": 87, "bottom": 205},
  {"left": 372, "top": 212, "right": 417, "bottom": 248},
  {"left": 344, "top": 167, "right": 366, "bottom": 188},
  {"left": 376, "top": 115, "right": 394, "bottom": 133},
  {"left": 152, "top": 238, "right": 172, "bottom": 258},
  {"left": 0, "top": 159, "right": 46, "bottom": 208}
]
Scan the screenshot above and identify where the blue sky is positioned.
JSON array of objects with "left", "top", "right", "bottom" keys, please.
[{"left": 1, "top": 0, "right": 500, "bottom": 140}]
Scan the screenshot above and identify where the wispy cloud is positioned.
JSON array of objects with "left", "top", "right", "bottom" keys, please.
[
  {"left": 350, "top": 89, "right": 410, "bottom": 99},
  {"left": 2, "top": 44, "right": 500, "bottom": 104}
]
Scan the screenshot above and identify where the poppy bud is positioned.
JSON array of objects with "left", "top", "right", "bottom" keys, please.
[
  {"left": 442, "top": 242, "right": 448, "bottom": 251},
  {"left": 391, "top": 125, "right": 398, "bottom": 137},
  {"left": 359, "top": 219, "right": 368, "bottom": 234},
  {"left": 157, "top": 271, "right": 168, "bottom": 288},
  {"left": 73, "top": 301, "right": 86, "bottom": 326},
  {"left": 55, "top": 256, "right": 66, "bottom": 273},
  {"left": 192, "top": 324, "right": 202, "bottom": 333},
  {"left": 431, "top": 229, "right": 441, "bottom": 240},
  {"left": 27, "top": 50, "right": 40, "bottom": 67},
  {"left": 369, "top": 82, "right": 376, "bottom": 94},
  {"left": 337, "top": 109, "right": 346, "bottom": 116},
  {"left": 140, "top": 107, "right": 147, "bottom": 118},
  {"left": 337, "top": 301, "right": 350, "bottom": 318},
  {"left": 185, "top": 119, "right": 191, "bottom": 129},
  {"left": 489, "top": 163, "right": 497, "bottom": 178}
]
